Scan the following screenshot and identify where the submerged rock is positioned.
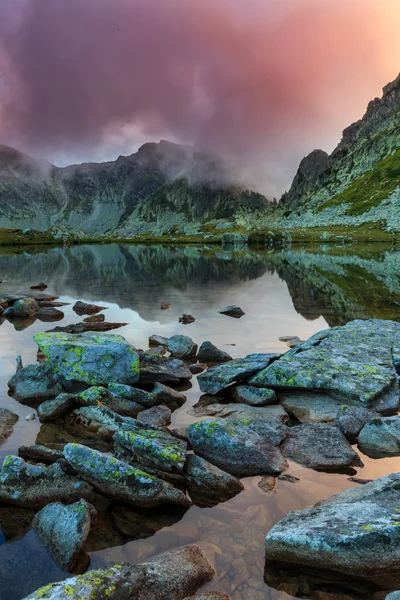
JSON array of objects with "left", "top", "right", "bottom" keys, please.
[
  {"left": 198, "top": 354, "right": 279, "bottom": 395},
  {"left": 73, "top": 300, "right": 107, "bottom": 315},
  {"left": 32, "top": 499, "right": 92, "bottom": 571},
  {"left": 37, "top": 393, "right": 76, "bottom": 422},
  {"left": 232, "top": 385, "right": 277, "bottom": 406},
  {"left": 265, "top": 472, "right": 400, "bottom": 588},
  {"left": 168, "top": 335, "right": 198, "bottom": 358},
  {"left": 197, "top": 342, "right": 232, "bottom": 363},
  {"left": 281, "top": 423, "right": 362, "bottom": 471},
  {"left": 137, "top": 405, "right": 172, "bottom": 427},
  {"left": 139, "top": 354, "right": 192, "bottom": 384},
  {"left": 185, "top": 454, "right": 244, "bottom": 507},
  {"left": 358, "top": 416, "right": 400, "bottom": 455},
  {"left": 23, "top": 544, "right": 215, "bottom": 600},
  {"left": 0, "top": 409, "right": 18, "bottom": 447},
  {"left": 0, "top": 455, "right": 93, "bottom": 508},
  {"left": 8, "top": 362, "right": 65, "bottom": 404},
  {"left": 336, "top": 405, "right": 378, "bottom": 440},
  {"left": 280, "top": 392, "right": 342, "bottom": 423},
  {"left": 64, "top": 443, "right": 191, "bottom": 507},
  {"left": 34, "top": 331, "right": 139, "bottom": 386},
  {"left": 218, "top": 305, "right": 245, "bottom": 318},
  {"left": 187, "top": 419, "right": 288, "bottom": 476}
]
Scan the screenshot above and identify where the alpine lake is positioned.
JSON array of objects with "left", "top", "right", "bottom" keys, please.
[{"left": 0, "top": 241, "right": 399, "bottom": 600}]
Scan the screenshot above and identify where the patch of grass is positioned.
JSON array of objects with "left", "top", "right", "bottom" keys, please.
[{"left": 0, "top": 228, "right": 57, "bottom": 247}]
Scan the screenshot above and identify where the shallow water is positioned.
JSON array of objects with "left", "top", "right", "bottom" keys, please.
[{"left": 0, "top": 243, "right": 399, "bottom": 599}]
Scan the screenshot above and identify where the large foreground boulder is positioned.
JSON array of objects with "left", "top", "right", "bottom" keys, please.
[
  {"left": 265, "top": 472, "right": 400, "bottom": 588},
  {"left": 34, "top": 332, "right": 140, "bottom": 386},
  {"left": 249, "top": 319, "right": 400, "bottom": 409},
  {"left": 64, "top": 443, "right": 191, "bottom": 508},
  {"left": 23, "top": 545, "right": 215, "bottom": 600}
]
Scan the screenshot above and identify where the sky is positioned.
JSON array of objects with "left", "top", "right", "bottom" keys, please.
[{"left": 0, "top": 0, "right": 399, "bottom": 196}]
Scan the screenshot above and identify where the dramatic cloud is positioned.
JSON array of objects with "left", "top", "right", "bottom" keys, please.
[{"left": 0, "top": 0, "right": 399, "bottom": 194}]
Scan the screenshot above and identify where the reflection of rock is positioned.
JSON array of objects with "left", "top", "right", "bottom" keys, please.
[
  {"left": 0, "top": 409, "right": 18, "bottom": 447},
  {"left": 0, "top": 506, "right": 35, "bottom": 543},
  {"left": 110, "top": 502, "right": 188, "bottom": 540}
]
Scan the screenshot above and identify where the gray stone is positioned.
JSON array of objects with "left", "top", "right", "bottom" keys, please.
[
  {"left": 76, "top": 386, "right": 143, "bottom": 417},
  {"left": 232, "top": 385, "right": 277, "bottom": 406},
  {"left": 139, "top": 354, "right": 192, "bottom": 384},
  {"left": 280, "top": 392, "right": 343, "bottom": 423},
  {"left": 32, "top": 499, "right": 92, "bottom": 571},
  {"left": 218, "top": 305, "right": 245, "bottom": 318},
  {"left": 198, "top": 353, "right": 279, "bottom": 395},
  {"left": 108, "top": 383, "right": 156, "bottom": 408},
  {"left": 152, "top": 382, "right": 187, "bottom": 409},
  {"left": 168, "top": 335, "right": 198, "bottom": 358},
  {"left": 281, "top": 423, "right": 362, "bottom": 471},
  {"left": 190, "top": 401, "right": 287, "bottom": 424},
  {"left": 187, "top": 419, "right": 288, "bottom": 476},
  {"left": 149, "top": 334, "right": 169, "bottom": 347},
  {"left": 185, "top": 454, "right": 244, "bottom": 507},
  {"left": 34, "top": 331, "right": 139, "bottom": 387},
  {"left": 8, "top": 362, "right": 65, "bottom": 404},
  {"left": 0, "top": 409, "right": 18, "bottom": 446},
  {"left": 137, "top": 405, "right": 172, "bottom": 427},
  {"left": 37, "top": 393, "right": 75, "bottom": 422},
  {"left": 18, "top": 444, "right": 64, "bottom": 464},
  {"left": 65, "top": 406, "right": 138, "bottom": 441},
  {"left": 265, "top": 473, "right": 400, "bottom": 587},
  {"left": 37, "top": 307, "right": 65, "bottom": 322},
  {"left": 0, "top": 455, "right": 93, "bottom": 508},
  {"left": 197, "top": 342, "right": 232, "bottom": 363},
  {"left": 249, "top": 320, "right": 400, "bottom": 408},
  {"left": 23, "top": 545, "right": 215, "bottom": 600},
  {"left": 185, "top": 594, "right": 231, "bottom": 600},
  {"left": 73, "top": 300, "right": 107, "bottom": 315},
  {"left": 358, "top": 416, "right": 400, "bottom": 455},
  {"left": 64, "top": 443, "right": 191, "bottom": 508},
  {"left": 336, "top": 405, "right": 378, "bottom": 440},
  {"left": 13, "top": 297, "right": 40, "bottom": 318}
]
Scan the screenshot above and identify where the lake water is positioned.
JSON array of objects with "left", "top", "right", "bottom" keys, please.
[{"left": 0, "top": 243, "right": 399, "bottom": 600}]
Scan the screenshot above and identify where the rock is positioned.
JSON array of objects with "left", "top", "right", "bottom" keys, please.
[
  {"left": 64, "top": 443, "right": 191, "bottom": 507},
  {"left": 37, "top": 301, "right": 70, "bottom": 308},
  {"left": 145, "top": 345, "right": 167, "bottom": 357},
  {"left": 73, "top": 300, "right": 108, "bottom": 315},
  {"left": 152, "top": 382, "right": 187, "bottom": 409},
  {"left": 50, "top": 321, "right": 128, "bottom": 333},
  {"left": 18, "top": 444, "right": 64, "bottom": 464},
  {"left": 37, "top": 393, "right": 76, "bottom": 422},
  {"left": 32, "top": 499, "right": 92, "bottom": 571},
  {"left": 281, "top": 423, "right": 362, "bottom": 471},
  {"left": 2, "top": 292, "right": 58, "bottom": 305},
  {"left": 281, "top": 392, "right": 343, "bottom": 423},
  {"left": 185, "top": 454, "right": 244, "bottom": 507},
  {"left": 358, "top": 416, "right": 400, "bottom": 456},
  {"left": 8, "top": 362, "right": 65, "bottom": 404},
  {"left": 189, "top": 363, "right": 208, "bottom": 375},
  {"left": 187, "top": 419, "right": 288, "bottom": 476},
  {"left": 169, "top": 426, "right": 189, "bottom": 442},
  {"left": 232, "top": 385, "right": 277, "bottom": 406},
  {"left": 83, "top": 314, "right": 105, "bottom": 323},
  {"left": 0, "top": 455, "right": 93, "bottom": 508},
  {"left": 198, "top": 353, "right": 279, "bottom": 395},
  {"left": 75, "top": 386, "right": 144, "bottom": 417},
  {"left": 25, "top": 412, "right": 36, "bottom": 421},
  {"left": 337, "top": 405, "right": 378, "bottom": 440},
  {"left": 23, "top": 544, "right": 215, "bottom": 600},
  {"left": 184, "top": 594, "right": 231, "bottom": 600},
  {"left": 179, "top": 314, "right": 196, "bottom": 324},
  {"left": 0, "top": 409, "right": 18, "bottom": 446},
  {"left": 108, "top": 383, "right": 156, "bottom": 408},
  {"left": 137, "top": 405, "right": 172, "bottom": 427},
  {"left": 34, "top": 331, "right": 140, "bottom": 386},
  {"left": 37, "top": 307, "right": 65, "bottom": 322},
  {"left": 279, "top": 335, "right": 303, "bottom": 348},
  {"left": 139, "top": 354, "right": 192, "bottom": 384},
  {"left": 149, "top": 334, "right": 169, "bottom": 347},
  {"left": 218, "top": 305, "right": 245, "bottom": 318},
  {"left": 161, "top": 302, "right": 171, "bottom": 310},
  {"left": 197, "top": 342, "right": 232, "bottom": 363},
  {"left": 250, "top": 320, "right": 400, "bottom": 409},
  {"left": 114, "top": 423, "right": 187, "bottom": 477},
  {"left": 278, "top": 473, "right": 300, "bottom": 483},
  {"left": 190, "top": 401, "right": 288, "bottom": 424},
  {"left": 66, "top": 406, "right": 138, "bottom": 440},
  {"left": 264, "top": 472, "right": 400, "bottom": 588},
  {"left": 13, "top": 297, "right": 40, "bottom": 318},
  {"left": 258, "top": 476, "right": 277, "bottom": 494},
  {"left": 168, "top": 335, "right": 198, "bottom": 358},
  {"left": 30, "top": 282, "right": 48, "bottom": 290},
  {"left": 348, "top": 477, "right": 373, "bottom": 485}
]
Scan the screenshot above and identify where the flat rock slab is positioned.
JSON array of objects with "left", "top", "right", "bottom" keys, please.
[
  {"left": 249, "top": 319, "right": 400, "bottom": 408},
  {"left": 34, "top": 331, "right": 139, "bottom": 386},
  {"left": 187, "top": 419, "right": 288, "bottom": 476},
  {"left": 185, "top": 454, "right": 244, "bottom": 507},
  {"left": 281, "top": 423, "right": 362, "bottom": 471},
  {"left": 0, "top": 455, "right": 93, "bottom": 509},
  {"left": 190, "top": 401, "right": 288, "bottom": 424},
  {"left": 64, "top": 443, "right": 191, "bottom": 508},
  {"left": 358, "top": 416, "right": 400, "bottom": 456},
  {"left": 23, "top": 545, "right": 215, "bottom": 600},
  {"left": 139, "top": 354, "right": 192, "bottom": 384},
  {"left": 33, "top": 499, "right": 92, "bottom": 571},
  {"left": 280, "top": 392, "right": 343, "bottom": 423},
  {"left": 265, "top": 473, "right": 400, "bottom": 588},
  {"left": 198, "top": 354, "right": 280, "bottom": 395},
  {"left": 50, "top": 321, "right": 128, "bottom": 334},
  {"left": 0, "top": 409, "right": 18, "bottom": 447},
  {"left": 8, "top": 362, "right": 65, "bottom": 404},
  {"left": 232, "top": 385, "right": 277, "bottom": 406},
  {"left": 137, "top": 405, "right": 172, "bottom": 427},
  {"left": 37, "top": 393, "right": 75, "bottom": 422}
]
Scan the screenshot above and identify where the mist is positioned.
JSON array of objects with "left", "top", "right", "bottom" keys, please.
[{"left": 0, "top": 0, "right": 399, "bottom": 196}]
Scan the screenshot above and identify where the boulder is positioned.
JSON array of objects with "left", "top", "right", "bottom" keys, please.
[
  {"left": 168, "top": 335, "right": 198, "bottom": 358},
  {"left": 76, "top": 386, "right": 143, "bottom": 417},
  {"left": 73, "top": 300, "right": 107, "bottom": 315},
  {"left": 232, "top": 385, "right": 277, "bottom": 406},
  {"left": 137, "top": 405, "right": 172, "bottom": 427},
  {"left": 190, "top": 401, "right": 287, "bottom": 423},
  {"left": 65, "top": 406, "right": 138, "bottom": 441},
  {"left": 139, "top": 354, "right": 192, "bottom": 384},
  {"left": 34, "top": 331, "right": 139, "bottom": 386},
  {"left": 108, "top": 383, "right": 156, "bottom": 408},
  {"left": 281, "top": 423, "right": 362, "bottom": 471},
  {"left": 265, "top": 473, "right": 400, "bottom": 588},
  {"left": 198, "top": 354, "right": 279, "bottom": 395},
  {"left": 0, "top": 455, "right": 93, "bottom": 508},
  {"left": 8, "top": 362, "right": 65, "bottom": 404},
  {"left": 280, "top": 392, "right": 342, "bottom": 423},
  {"left": 32, "top": 499, "right": 92, "bottom": 571},
  {"left": 13, "top": 297, "right": 40, "bottom": 318},
  {"left": 64, "top": 443, "right": 191, "bottom": 507},
  {"left": 218, "top": 305, "right": 245, "bottom": 318},
  {"left": 18, "top": 444, "right": 64, "bottom": 464},
  {"left": 23, "top": 545, "right": 215, "bottom": 600},
  {"left": 358, "top": 416, "right": 400, "bottom": 456},
  {"left": 149, "top": 334, "right": 169, "bottom": 347},
  {"left": 37, "top": 307, "right": 65, "bottom": 322},
  {"left": 37, "top": 393, "right": 76, "bottom": 422},
  {"left": 197, "top": 342, "right": 232, "bottom": 363},
  {"left": 187, "top": 419, "right": 288, "bottom": 476},
  {"left": 185, "top": 454, "right": 244, "bottom": 507},
  {"left": 0, "top": 409, "right": 18, "bottom": 447},
  {"left": 152, "top": 382, "right": 187, "bottom": 409},
  {"left": 249, "top": 320, "right": 400, "bottom": 409},
  {"left": 337, "top": 405, "right": 378, "bottom": 440}
]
